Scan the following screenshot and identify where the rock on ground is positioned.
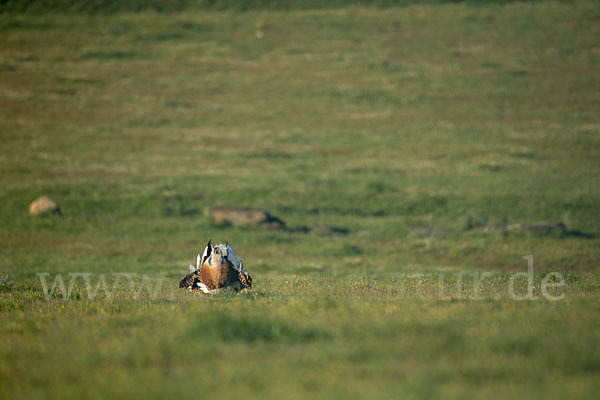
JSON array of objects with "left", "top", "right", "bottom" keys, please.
[
  {"left": 470, "top": 220, "right": 567, "bottom": 235},
  {"left": 505, "top": 220, "right": 567, "bottom": 234},
  {"left": 311, "top": 223, "right": 349, "bottom": 235},
  {"left": 29, "top": 196, "right": 60, "bottom": 215},
  {"left": 209, "top": 206, "right": 285, "bottom": 231}
]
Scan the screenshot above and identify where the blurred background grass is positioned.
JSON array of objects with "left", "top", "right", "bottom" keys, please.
[
  {"left": 0, "top": 0, "right": 572, "bottom": 13},
  {"left": 1, "top": 0, "right": 598, "bottom": 277},
  {"left": 1, "top": 1, "right": 599, "bottom": 398}
]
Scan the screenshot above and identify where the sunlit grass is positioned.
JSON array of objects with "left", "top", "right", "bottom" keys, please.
[
  {"left": 2, "top": 275, "right": 599, "bottom": 398},
  {"left": 1, "top": 1, "right": 599, "bottom": 398}
]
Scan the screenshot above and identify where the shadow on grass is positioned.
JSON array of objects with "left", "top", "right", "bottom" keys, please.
[{"left": 186, "top": 313, "right": 331, "bottom": 343}]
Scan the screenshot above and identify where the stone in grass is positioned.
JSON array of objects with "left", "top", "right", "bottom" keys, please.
[
  {"left": 287, "top": 224, "right": 349, "bottom": 235},
  {"left": 505, "top": 220, "right": 567, "bottom": 235},
  {"left": 471, "top": 220, "right": 568, "bottom": 236},
  {"left": 311, "top": 223, "right": 349, "bottom": 235},
  {"left": 29, "top": 196, "right": 61, "bottom": 216},
  {"left": 209, "top": 206, "right": 285, "bottom": 231}
]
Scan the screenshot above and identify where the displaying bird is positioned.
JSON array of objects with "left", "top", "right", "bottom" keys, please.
[{"left": 179, "top": 240, "right": 253, "bottom": 294}]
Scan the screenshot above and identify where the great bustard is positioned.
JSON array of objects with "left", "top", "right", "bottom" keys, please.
[{"left": 179, "top": 240, "right": 252, "bottom": 294}]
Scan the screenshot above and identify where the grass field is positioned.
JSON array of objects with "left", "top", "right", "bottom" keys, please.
[{"left": 1, "top": 1, "right": 600, "bottom": 398}]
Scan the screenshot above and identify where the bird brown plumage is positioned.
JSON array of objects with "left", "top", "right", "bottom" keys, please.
[{"left": 179, "top": 241, "right": 252, "bottom": 294}]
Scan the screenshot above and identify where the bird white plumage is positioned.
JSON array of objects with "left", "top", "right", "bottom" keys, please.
[
  {"left": 225, "top": 243, "right": 241, "bottom": 271},
  {"left": 179, "top": 240, "right": 252, "bottom": 293}
]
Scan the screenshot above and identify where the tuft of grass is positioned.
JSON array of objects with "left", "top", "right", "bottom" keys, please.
[{"left": 187, "top": 313, "right": 331, "bottom": 343}]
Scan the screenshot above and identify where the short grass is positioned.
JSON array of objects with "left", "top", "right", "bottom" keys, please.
[{"left": 1, "top": 1, "right": 599, "bottom": 399}]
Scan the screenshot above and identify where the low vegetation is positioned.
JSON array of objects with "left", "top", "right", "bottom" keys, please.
[{"left": 1, "top": 1, "right": 599, "bottom": 398}]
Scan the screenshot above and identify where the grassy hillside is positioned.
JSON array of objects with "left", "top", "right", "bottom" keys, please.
[
  {"left": 1, "top": 1, "right": 599, "bottom": 398},
  {"left": 0, "top": 0, "right": 555, "bottom": 14}
]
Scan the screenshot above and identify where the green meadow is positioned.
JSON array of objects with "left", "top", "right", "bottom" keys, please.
[{"left": 1, "top": 1, "right": 599, "bottom": 398}]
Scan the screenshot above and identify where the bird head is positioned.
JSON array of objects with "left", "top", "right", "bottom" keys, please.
[{"left": 198, "top": 241, "right": 243, "bottom": 272}]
